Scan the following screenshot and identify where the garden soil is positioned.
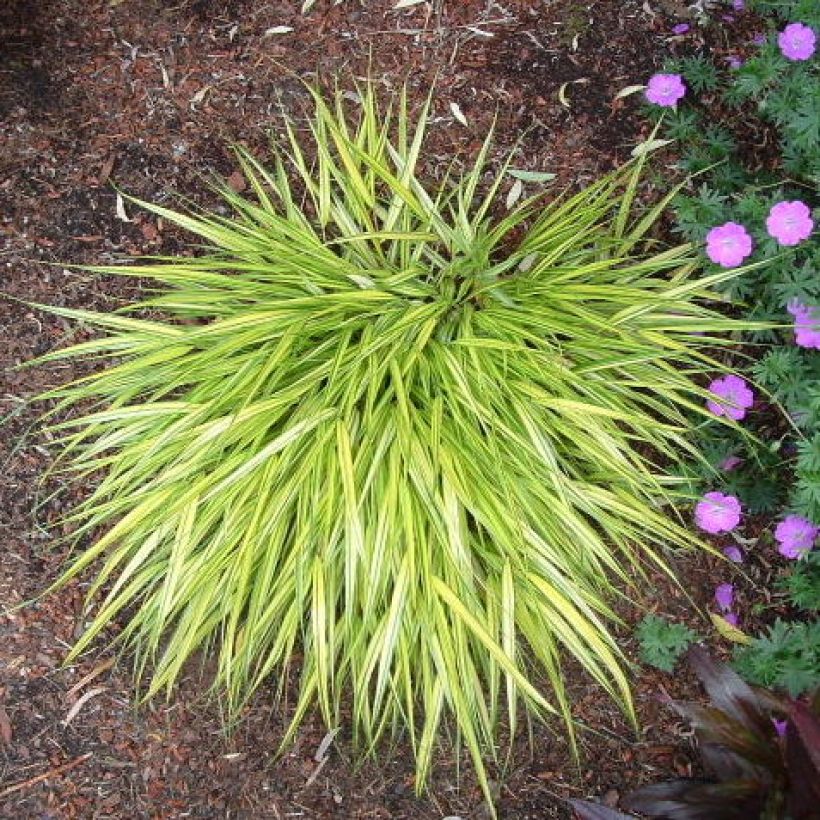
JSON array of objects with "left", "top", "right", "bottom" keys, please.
[{"left": 0, "top": 1, "right": 783, "bottom": 817}]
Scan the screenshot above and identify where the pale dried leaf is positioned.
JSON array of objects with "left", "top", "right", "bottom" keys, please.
[
  {"left": 614, "top": 84, "right": 647, "bottom": 100},
  {"left": 710, "top": 613, "right": 751, "bottom": 645},
  {"left": 506, "top": 178, "right": 523, "bottom": 210},
  {"left": 65, "top": 657, "right": 115, "bottom": 701},
  {"left": 558, "top": 82, "right": 571, "bottom": 108},
  {"left": 314, "top": 727, "right": 340, "bottom": 762},
  {"left": 190, "top": 85, "right": 212, "bottom": 106},
  {"left": 508, "top": 169, "right": 556, "bottom": 183},
  {"left": 449, "top": 101, "right": 468, "bottom": 127},
  {"left": 63, "top": 687, "right": 107, "bottom": 727},
  {"left": 518, "top": 252, "right": 539, "bottom": 273},
  {"left": 0, "top": 706, "right": 11, "bottom": 745},
  {"left": 394, "top": 0, "right": 427, "bottom": 7},
  {"left": 115, "top": 193, "right": 131, "bottom": 223},
  {"left": 465, "top": 26, "right": 494, "bottom": 38},
  {"left": 264, "top": 26, "right": 294, "bottom": 36}
]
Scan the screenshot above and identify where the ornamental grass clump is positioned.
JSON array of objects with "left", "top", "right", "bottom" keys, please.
[{"left": 35, "top": 84, "right": 750, "bottom": 798}]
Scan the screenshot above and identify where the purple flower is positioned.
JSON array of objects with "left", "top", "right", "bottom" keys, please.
[
  {"left": 672, "top": 23, "right": 690, "bottom": 35},
  {"left": 723, "top": 612, "right": 740, "bottom": 627},
  {"left": 773, "top": 718, "right": 788, "bottom": 738},
  {"left": 732, "top": 0, "right": 745, "bottom": 10},
  {"left": 715, "top": 582, "right": 734, "bottom": 612},
  {"left": 752, "top": 33, "right": 767, "bottom": 47},
  {"left": 722, "top": 14, "right": 735, "bottom": 23},
  {"left": 707, "top": 374, "right": 754, "bottom": 421},
  {"left": 787, "top": 301, "right": 820, "bottom": 350},
  {"left": 774, "top": 515, "right": 819, "bottom": 559},
  {"left": 778, "top": 23, "right": 816, "bottom": 61},
  {"left": 723, "top": 545, "right": 744, "bottom": 563},
  {"left": 705, "top": 222, "right": 753, "bottom": 267},
  {"left": 766, "top": 201, "right": 814, "bottom": 246},
  {"left": 727, "top": 56, "right": 744, "bottom": 69},
  {"left": 720, "top": 454, "right": 744, "bottom": 472},
  {"left": 645, "top": 73, "right": 687, "bottom": 107},
  {"left": 696, "top": 492, "right": 742, "bottom": 534}
]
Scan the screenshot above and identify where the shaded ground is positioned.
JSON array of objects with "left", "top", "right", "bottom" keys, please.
[{"left": 0, "top": 1, "right": 778, "bottom": 817}]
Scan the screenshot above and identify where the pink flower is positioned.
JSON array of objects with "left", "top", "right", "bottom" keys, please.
[
  {"left": 645, "top": 73, "right": 687, "bottom": 107},
  {"left": 715, "top": 582, "right": 734, "bottom": 612},
  {"left": 787, "top": 301, "right": 820, "bottom": 349},
  {"left": 723, "top": 545, "right": 744, "bottom": 563},
  {"left": 774, "top": 515, "right": 819, "bottom": 559},
  {"left": 778, "top": 23, "right": 816, "bottom": 61},
  {"left": 707, "top": 374, "right": 754, "bottom": 421},
  {"left": 719, "top": 455, "right": 744, "bottom": 472},
  {"left": 766, "top": 200, "right": 814, "bottom": 246},
  {"left": 696, "top": 492, "right": 742, "bottom": 534},
  {"left": 706, "top": 222, "right": 753, "bottom": 267}
]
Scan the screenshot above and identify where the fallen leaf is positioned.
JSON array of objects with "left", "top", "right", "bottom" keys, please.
[
  {"left": 0, "top": 706, "right": 12, "bottom": 745},
  {"left": 264, "top": 26, "right": 294, "bottom": 36},
  {"left": 314, "top": 727, "right": 339, "bottom": 762},
  {"left": 63, "top": 687, "right": 107, "bottom": 727},
  {"left": 614, "top": 84, "right": 647, "bottom": 100},
  {"left": 558, "top": 83, "right": 571, "bottom": 108},
  {"left": 506, "top": 178, "right": 523, "bottom": 210},
  {"left": 394, "top": 0, "right": 427, "bottom": 7},
  {"left": 190, "top": 86, "right": 212, "bottom": 108},
  {"left": 65, "top": 657, "right": 115, "bottom": 701},
  {"left": 450, "top": 101, "right": 468, "bottom": 127},
  {"left": 710, "top": 613, "right": 751, "bottom": 645},
  {"left": 115, "top": 193, "right": 131, "bottom": 223},
  {"left": 508, "top": 169, "right": 556, "bottom": 183},
  {"left": 465, "top": 26, "right": 493, "bottom": 38},
  {"left": 159, "top": 62, "right": 171, "bottom": 90}
]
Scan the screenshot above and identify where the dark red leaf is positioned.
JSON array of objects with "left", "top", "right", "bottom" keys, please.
[
  {"left": 624, "top": 778, "right": 766, "bottom": 819},
  {"left": 786, "top": 700, "right": 820, "bottom": 819},
  {"left": 699, "top": 742, "right": 764, "bottom": 783},
  {"left": 669, "top": 702, "right": 780, "bottom": 774},
  {"left": 686, "top": 647, "right": 772, "bottom": 739},
  {"left": 568, "top": 798, "right": 636, "bottom": 820}
]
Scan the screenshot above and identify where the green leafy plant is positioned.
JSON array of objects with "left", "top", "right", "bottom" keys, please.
[
  {"left": 649, "top": 3, "right": 820, "bottom": 527},
  {"left": 635, "top": 613, "right": 698, "bottom": 673},
  {"left": 570, "top": 648, "right": 820, "bottom": 820},
  {"left": 33, "top": 84, "right": 751, "bottom": 803},
  {"left": 734, "top": 619, "right": 820, "bottom": 697},
  {"left": 778, "top": 550, "right": 820, "bottom": 611}
]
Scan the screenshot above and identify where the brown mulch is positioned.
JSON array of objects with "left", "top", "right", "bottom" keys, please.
[{"left": 0, "top": 1, "right": 779, "bottom": 818}]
